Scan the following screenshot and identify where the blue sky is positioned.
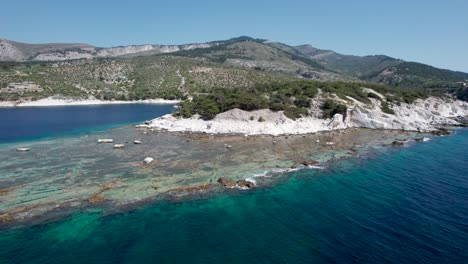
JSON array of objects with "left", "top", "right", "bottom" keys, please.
[{"left": 1, "top": 0, "right": 467, "bottom": 72}]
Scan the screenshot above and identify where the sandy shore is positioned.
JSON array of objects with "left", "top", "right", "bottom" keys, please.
[{"left": 0, "top": 97, "right": 180, "bottom": 107}]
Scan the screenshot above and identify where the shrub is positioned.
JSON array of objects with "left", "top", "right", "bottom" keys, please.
[
  {"left": 321, "top": 99, "right": 347, "bottom": 119},
  {"left": 367, "top": 92, "right": 381, "bottom": 100},
  {"left": 381, "top": 102, "right": 395, "bottom": 115},
  {"left": 284, "top": 106, "right": 308, "bottom": 120},
  {"left": 293, "top": 96, "right": 311, "bottom": 108},
  {"left": 456, "top": 87, "right": 468, "bottom": 102}
]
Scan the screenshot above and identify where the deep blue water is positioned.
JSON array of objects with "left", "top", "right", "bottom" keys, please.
[
  {"left": 0, "top": 104, "right": 174, "bottom": 143},
  {"left": 0, "top": 106, "right": 467, "bottom": 263}
]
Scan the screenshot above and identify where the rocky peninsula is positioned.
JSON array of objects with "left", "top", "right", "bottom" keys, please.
[{"left": 138, "top": 88, "right": 468, "bottom": 136}]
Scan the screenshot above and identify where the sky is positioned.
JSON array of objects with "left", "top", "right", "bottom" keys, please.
[{"left": 1, "top": 0, "right": 467, "bottom": 72}]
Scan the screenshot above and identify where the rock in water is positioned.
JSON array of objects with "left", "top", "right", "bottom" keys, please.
[
  {"left": 301, "top": 160, "right": 319, "bottom": 166},
  {"left": 113, "top": 144, "right": 125, "bottom": 149},
  {"left": 431, "top": 128, "right": 450, "bottom": 136},
  {"left": 217, "top": 178, "right": 237, "bottom": 188},
  {"left": 217, "top": 178, "right": 255, "bottom": 189},
  {"left": 16, "top": 147, "right": 30, "bottom": 152},
  {"left": 98, "top": 139, "right": 114, "bottom": 143},
  {"left": 134, "top": 140, "right": 142, "bottom": 144},
  {"left": 143, "top": 157, "right": 154, "bottom": 164},
  {"left": 237, "top": 180, "right": 255, "bottom": 189},
  {"left": 392, "top": 141, "right": 405, "bottom": 147}
]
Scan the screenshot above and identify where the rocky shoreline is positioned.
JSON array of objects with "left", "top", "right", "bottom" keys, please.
[{"left": 138, "top": 94, "right": 468, "bottom": 136}]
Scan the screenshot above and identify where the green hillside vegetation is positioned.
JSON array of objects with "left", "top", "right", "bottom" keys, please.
[
  {"left": 172, "top": 39, "right": 325, "bottom": 72},
  {"left": 177, "top": 80, "right": 318, "bottom": 120},
  {"left": 1, "top": 36, "right": 466, "bottom": 104},
  {"left": 293, "top": 45, "right": 400, "bottom": 77},
  {"left": 367, "top": 62, "right": 468, "bottom": 89},
  {"left": 176, "top": 80, "right": 433, "bottom": 120},
  {"left": 456, "top": 87, "right": 468, "bottom": 101},
  {"left": 394, "top": 62, "right": 468, "bottom": 82},
  {"left": 0, "top": 55, "right": 292, "bottom": 101},
  {"left": 321, "top": 99, "right": 347, "bottom": 119}
]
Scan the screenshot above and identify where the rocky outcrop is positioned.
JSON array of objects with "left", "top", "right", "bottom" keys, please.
[
  {"left": 217, "top": 178, "right": 255, "bottom": 189},
  {"left": 348, "top": 97, "right": 466, "bottom": 132},
  {"left": 431, "top": 128, "right": 450, "bottom": 136},
  {"left": 301, "top": 160, "right": 319, "bottom": 166},
  {"left": 392, "top": 141, "right": 405, "bottom": 147},
  {"left": 217, "top": 178, "right": 237, "bottom": 188},
  {"left": 236, "top": 180, "right": 255, "bottom": 189},
  {"left": 142, "top": 93, "right": 468, "bottom": 136}
]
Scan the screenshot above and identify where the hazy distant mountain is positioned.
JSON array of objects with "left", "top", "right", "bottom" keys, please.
[
  {"left": 1, "top": 36, "right": 467, "bottom": 102},
  {"left": 0, "top": 38, "right": 219, "bottom": 62},
  {"left": 293, "top": 44, "right": 401, "bottom": 77},
  {"left": 0, "top": 39, "right": 95, "bottom": 61}
]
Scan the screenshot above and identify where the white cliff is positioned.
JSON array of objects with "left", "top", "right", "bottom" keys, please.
[{"left": 139, "top": 91, "right": 468, "bottom": 136}]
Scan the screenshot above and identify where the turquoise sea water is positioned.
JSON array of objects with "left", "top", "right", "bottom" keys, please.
[{"left": 0, "top": 122, "right": 467, "bottom": 263}]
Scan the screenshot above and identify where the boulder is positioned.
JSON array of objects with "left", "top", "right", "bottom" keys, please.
[
  {"left": 301, "top": 160, "right": 319, "bottom": 166},
  {"left": 16, "top": 147, "right": 30, "bottom": 152},
  {"left": 392, "top": 141, "right": 405, "bottom": 147},
  {"left": 98, "top": 139, "right": 114, "bottom": 143},
  {"left": 143, "top": 157, "right": 154, "bottom": 164},
  {"left": 237, "top": 180, "right": 255, "bottom": 189},
  {"left": 217, "top": 178, "right": 237, "bottom": 188},
  {"left": 328, "top": 113, "right": 346, "bottom": 129},
  {"left": 431, "top": 128, "right": 450, "bottom": 136},
  {"left": 217, "top": 178, "right": 255, "bottom": 189}
]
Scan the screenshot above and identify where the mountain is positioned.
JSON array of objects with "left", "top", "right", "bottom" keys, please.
[
  {"left": 0, "top": 39, "right": 94, "bottom": 61},
  {"left": 0, "top": 38, "right": 220, "bottom": 62},
  {"left": 169, "top": 37, "right": 345, "bottom": 81},
  {"left": 1, "top": 36, "right": 467, "bottom": 102},
  {"left": 366, "top": 62, "right": 468, "bottom": 88},
  {"left": 293, "top": 44, "right": 401, "bottom": 77}
]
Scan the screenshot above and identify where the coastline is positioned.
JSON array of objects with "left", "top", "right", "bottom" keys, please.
[
  {"left": 139, "top": 96, "right": 468, "bottom": 136},
  {"left": 0, "top": 92, "right": 466, "bottom": 227},
  {"left": 0, "top": 97, "right": 180, "bottom": 108}
]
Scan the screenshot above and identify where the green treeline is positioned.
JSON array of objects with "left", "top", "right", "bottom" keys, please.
[{"left": 176, "top": 80, "right": 430, "bottom": 120}]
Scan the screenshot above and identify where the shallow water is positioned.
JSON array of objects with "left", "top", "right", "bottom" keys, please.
[
  {"left": 0, "top": 129, "right": 466, "bottom": 263},
  {"left": 0, "top": 125, "right": 412, "bottom": 226}
]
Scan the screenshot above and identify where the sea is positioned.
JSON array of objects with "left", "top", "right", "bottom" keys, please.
[{"left": 0, "top": 104, "right": 467, "bottom": 264}]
